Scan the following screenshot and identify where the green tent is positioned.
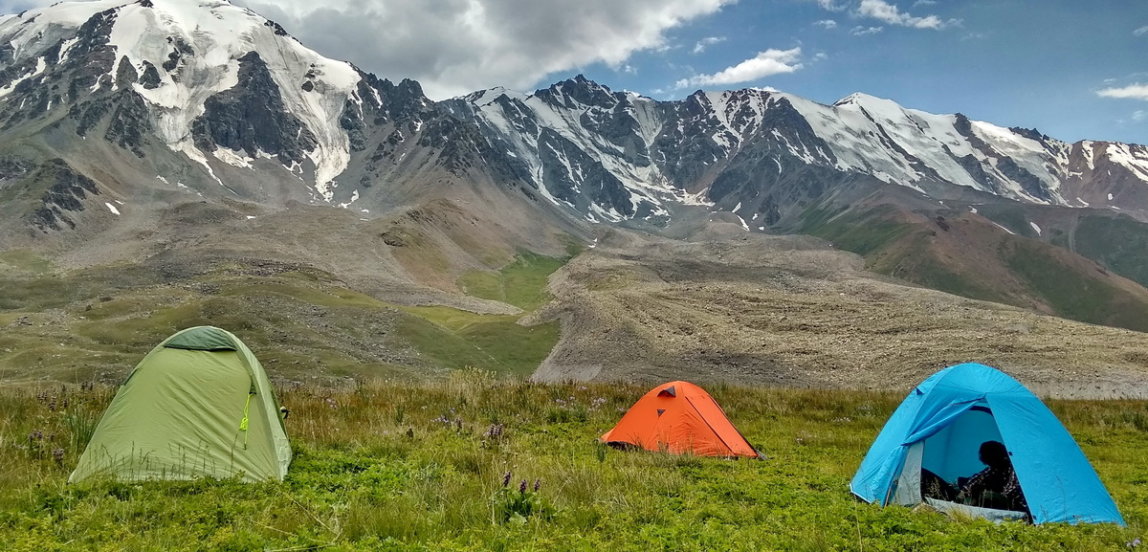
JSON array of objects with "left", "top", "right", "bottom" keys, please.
[{"left": 70, "top": 326, "right": 291, "bottom": 483}]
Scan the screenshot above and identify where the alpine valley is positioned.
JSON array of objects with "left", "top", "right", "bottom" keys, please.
[{"left": 3, "top": 0, "right": 1148, "bottom": 395}]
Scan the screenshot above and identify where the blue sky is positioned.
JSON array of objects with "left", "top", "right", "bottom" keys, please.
[
  {"left": 3, "top": 0, "right": 1146, "bottom": 144},
  {"left": 566, "top": 1, "right": 1148, "bottom": 145}
]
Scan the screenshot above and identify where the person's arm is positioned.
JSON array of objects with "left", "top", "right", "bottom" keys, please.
[{"left": 958, "top": 468, "right": 990, "bottom": 500}]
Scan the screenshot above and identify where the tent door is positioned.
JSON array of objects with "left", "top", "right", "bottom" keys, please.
[{"left": 891, "top": 441, "right": 924, "bottom": 505}]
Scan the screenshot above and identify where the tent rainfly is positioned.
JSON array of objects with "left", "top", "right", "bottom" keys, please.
[
  {"left": 601, "top": 381, "right": 763, "bottom": 458},
  {"left": 851, "top": 363, "right": 1124, "bottom": 525},
  {"left": 70, "top": 326, "right": 291, "bottom": 483}
]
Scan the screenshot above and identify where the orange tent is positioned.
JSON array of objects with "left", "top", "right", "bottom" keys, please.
[{"left": 600, "top": 381, "right": 763, "bottom": 458}]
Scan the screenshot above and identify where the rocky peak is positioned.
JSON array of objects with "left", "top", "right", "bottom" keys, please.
[
  {"left": 191, "top": 51, "right": 317, "bottom": 165},
  {"left": 535, "top": 74, "right": 619, "bottom": 110}
]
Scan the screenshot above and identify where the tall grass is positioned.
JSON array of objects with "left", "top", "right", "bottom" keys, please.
[{"left": 0, "top": 380, "right": 1144, "bottom": 551}]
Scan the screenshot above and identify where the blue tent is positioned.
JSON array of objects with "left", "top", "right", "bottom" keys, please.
[{"left": 851, "top": 363, "right": 1123, "bottom": 525}]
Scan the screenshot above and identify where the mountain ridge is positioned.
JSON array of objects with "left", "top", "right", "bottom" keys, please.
[
  {"left": 3, "top": 0, "right": 1148, "bottom": 387},
  {"left": 0, "top": 0, "right": 1145, "bottom": 229}
]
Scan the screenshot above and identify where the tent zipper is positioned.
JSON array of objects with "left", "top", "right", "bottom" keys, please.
[{"left": 239, "top": 392, "right": 254, "bottom": 449}]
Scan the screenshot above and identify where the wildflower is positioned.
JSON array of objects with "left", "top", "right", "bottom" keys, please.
[
  {"left": 533, "top": 479, "right": 541, "bottom": 492},
  {"left": 483, "top": 423, "right": 505, "bottom": 441},
  {"left": 519, "top": 480, "right": 527, "bottom": 493},
  {"left": 52, "top": 448, "right": 65, "bottom": 466},
  {"left": 502, "top": 471, "right": 512, "bottom": 488},
  {"left": 29, "top": 430, "right": 43, "bottom": 441}
]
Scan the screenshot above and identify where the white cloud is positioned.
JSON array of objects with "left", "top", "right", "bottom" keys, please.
[
  {"left": 813, "top": 0, "right": 849, "bottom": 12},
  {"left": 912, "top": 0, "right": 937, "bottom": 6},
  {"left": 850, "top": 25, "right": 884, "bottom": 36},
  {"left": 1135, "top": 25, "right": 1148, "bottom": 37},
  {"left": 855, "top": 0, "right": 956, "bottom": 30},
  {"left": 675, "top": 47, "right": 803, "bottom": 89},
  {"left": 1097, "top": 83, "right": 1148, "bottom": 101},
  {"left": 813, "top": 19, "right": 838, "bottom": 29},
  {"left": 693, "top": 36, "right": 726, "bottom": 54},
  {"left": 1133, "top": 110, "right": 1147, "bottom": 122},
  {"left": 231, "top": 0, "right": 735, "bottom": 99}
]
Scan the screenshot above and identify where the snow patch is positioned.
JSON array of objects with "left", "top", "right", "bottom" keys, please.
[
  {"left": 0, "top": 56, "right": 46, "bottom": 99},
  {"left": 1029, "top": 222, "right": 1041, "bottom": 236},
  {"left": 213, "top": 147, "right": 253, "bottom": 168},
  {"left": 989, "top": 221, "right": 1016, "bottom": 235},
  {"left": 1105, "top": 143, "right": 1148, "bottom": 183},
  {"left": 104, "top": 202, "right": 121, "bottom": 216},
  {"left": 337, "top": 190, "right": 360, "bottom": 209}
]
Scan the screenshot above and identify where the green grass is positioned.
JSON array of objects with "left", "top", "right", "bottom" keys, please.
[
  {"left": 1073, "top": 214, "right": 1148, "bottom": 289},
  {"left": 459, "top": 251, "right": 569, "bottom": 311},
  {"left": 1003, "top": 240, "right": 1148, "bottom": 331},
  {"left": 0, "top": 252, "right": 571, "bottom": 383},
  {"left": 0, "top": 250, "right": 53, "bottom": 274},
  {"left": 405, "top": 249, "right": 572, "bottom": 376},
  {"left": 977, "top": 204, "right": 1038, "bottom": 239},
  {"left": 0, "top": 380, "right": 1144, "bottom": 551},
  {"left": 396, "top": 306, "right": 560, "bottom": 377},
  {"left": 795, "top": 205, "right": 912, "bottom": 257}
]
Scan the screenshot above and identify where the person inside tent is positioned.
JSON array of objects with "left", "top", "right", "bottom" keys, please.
[
  {"left": 957, "top": 441, "right": 1028, "bottom": 512},
  {"left": 921, "top": 441, "right": 1029, "bottom": 513}
]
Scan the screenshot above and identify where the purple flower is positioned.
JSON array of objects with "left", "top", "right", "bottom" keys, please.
[
  {"left": 502, "top": 471, "right": 512, "bottom": 488},
  {"left": 519, "top": 480, "right": 527, "bottom": 493},
  {"left": 533, "top": 479, "right": 541, "bottom": 492}
]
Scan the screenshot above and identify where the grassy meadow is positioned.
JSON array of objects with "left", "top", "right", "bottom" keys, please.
[
  {"left": 1, "top": 375, "right": 1146, "bottom": 551},
  {"left": 0, "top": 250, "right": 565, "bottom": 383}
]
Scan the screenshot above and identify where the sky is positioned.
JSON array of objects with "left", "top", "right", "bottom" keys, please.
[{"left": 2, "top": 0, "right": 1146, "bottom": 144}]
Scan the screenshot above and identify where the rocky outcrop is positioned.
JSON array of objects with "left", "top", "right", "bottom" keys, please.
[
  {"left": 28, "top": 159, "right": 101, "bottom": 231},
  {"left": 191, "top": 51, "right": 318, "bottom": 164}
]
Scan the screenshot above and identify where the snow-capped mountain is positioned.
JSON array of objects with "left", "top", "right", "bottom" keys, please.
[
  {"left": 0, "top": 0, "right": 1147, "bottom": 236},
  {"left": 447, "top": 77, "right": 1148, "bottom": 228},
  {"left": 0, "top": 0, "right": 432, "bottom": 216}
]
